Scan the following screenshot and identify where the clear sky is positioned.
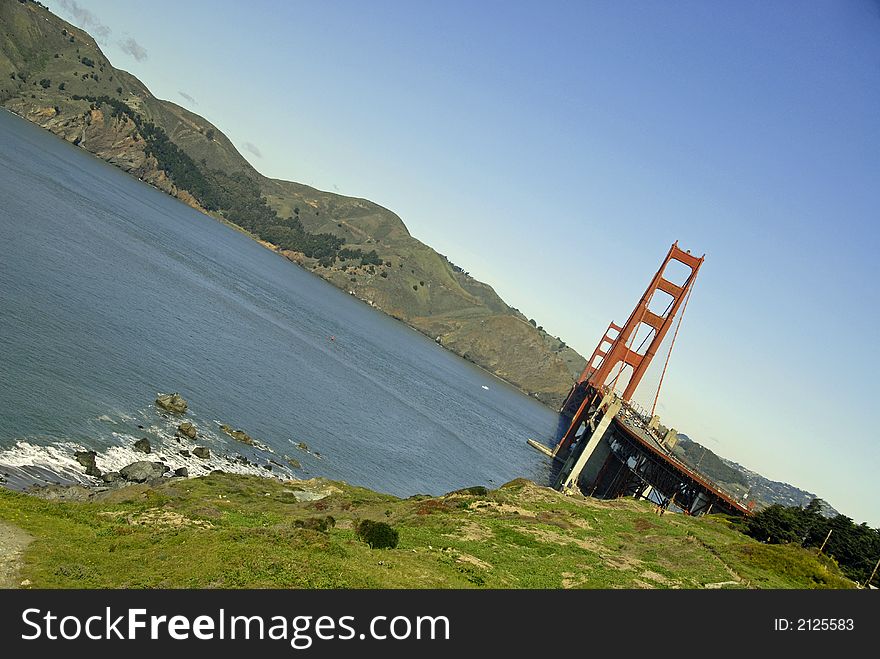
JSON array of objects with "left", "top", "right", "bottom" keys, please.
[{"left": 45, "top": 0, "right": 879, "bottom": 526}]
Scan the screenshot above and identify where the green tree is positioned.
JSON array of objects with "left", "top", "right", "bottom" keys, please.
[{"left": 356, "top": 520, "right": 399, "bottom": 549}]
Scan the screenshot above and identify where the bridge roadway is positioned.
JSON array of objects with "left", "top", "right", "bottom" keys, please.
[
  {"left": 530, "top": 401, "right": 752, "bottom": 517},
  {"left": 609, "top": 405, "right": 751, "bottom": 516}
]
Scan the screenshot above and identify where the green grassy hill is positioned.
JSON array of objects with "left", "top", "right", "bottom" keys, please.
[
  {"left": 0, "top": 472, "right": 856, "bottom": 589},
  {"left": 0, "top": 0, "right": 585, "bottom": 407}
]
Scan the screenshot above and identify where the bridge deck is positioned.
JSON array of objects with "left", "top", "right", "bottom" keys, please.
[{"left": 612, "top": 409, "right": 751, "bottom": 515}]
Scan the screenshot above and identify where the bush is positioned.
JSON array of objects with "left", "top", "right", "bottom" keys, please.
[
  {"left": 294, "top": 516, "right": 335, "bottom": 532},
  {"left": 356, "top": 520, "right": 399, "bottom": 549},
  {"left": 451, "top": 486, "right": 488, "bottom": 496}
]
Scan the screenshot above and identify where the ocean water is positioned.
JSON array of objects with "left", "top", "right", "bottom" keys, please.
[{"left": 0, "top": 109, "right": 559, "bottom": 495}]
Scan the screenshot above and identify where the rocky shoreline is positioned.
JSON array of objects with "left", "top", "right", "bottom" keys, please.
[{"left": 3, "top": 392, "right": 309, "bottom": 503}]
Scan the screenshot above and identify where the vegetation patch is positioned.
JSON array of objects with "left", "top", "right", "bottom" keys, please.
[{"left": 356, "top": 520, "right": 399, "bottom": 549}]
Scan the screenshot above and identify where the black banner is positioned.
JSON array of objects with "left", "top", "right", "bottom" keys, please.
[{"left": 0, "top": 589, "right": 873, "bottom": 656}]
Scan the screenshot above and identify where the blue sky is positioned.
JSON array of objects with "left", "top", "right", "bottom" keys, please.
[{"left": 46, "top": 0, "right": 879, "bottom": 526}]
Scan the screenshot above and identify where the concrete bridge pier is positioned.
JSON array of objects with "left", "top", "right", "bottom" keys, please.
[{"left": 556, "top": 397, "right": 622, "bottom": 494}]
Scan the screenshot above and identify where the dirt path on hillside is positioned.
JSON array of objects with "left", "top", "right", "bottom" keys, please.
[{"left": 0, "top": 520, "right": 32, "bottom": 588}]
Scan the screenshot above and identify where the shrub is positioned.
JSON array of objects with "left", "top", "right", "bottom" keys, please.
[
  {"left": 452, "top": 486, "right": 488, "bottom": 496},
  {"left": 356, "top": 520, "right": 399, "bottom": 549},
  {"left": 294, "top": 516, "right": 335, "bottom": 532}
]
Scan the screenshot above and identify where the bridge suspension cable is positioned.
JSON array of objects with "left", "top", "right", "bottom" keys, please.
[{"left": 650, "top": 276, "right": 695, "bottom": 418}]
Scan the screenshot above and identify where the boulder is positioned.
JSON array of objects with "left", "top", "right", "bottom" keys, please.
[
  {"left": 101, "top": 472, "right": 121, "bottom": 483},
  {"left": 220, "top": 424, "right": 254, "bottom": 445},
  {"left": 177, "top": 422, "right": 197, "bottom": 439},
  {"left": 179, "top": 450, "right": 191, "bottom": 457},
  {"left": 74, "top": 450, "right": 102, "bottom": 478},
  {"left": 155, "top": 393, "right": 188, "bottom": 414},
  {"left": 133, "top": 438, "right": 151, "bottom": 453},
  {"left": 173, "top": 467, "right": 189, "bottom": 478},
  {"left": 192, "top": 447, "right": 210, "bottom": 459},
  {"left": 120, "top": 461, "right": 169, "bottom": 483},
  {"left": 74, "top": 450, "right": 97, "bottom": 469}
]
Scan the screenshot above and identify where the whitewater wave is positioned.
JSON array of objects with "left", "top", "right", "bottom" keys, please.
[{"left": 0, "top": 433, "right": 296, "bottom": 492}]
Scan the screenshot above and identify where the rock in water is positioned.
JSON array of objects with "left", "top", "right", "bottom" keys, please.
[
  {"left": 177, "top": 422, "right": 197, "bottom": 439},
  {"left": 155, "top": 393, "right": 188, "bottom": 414},
  {"left": 74, "top": 450, "right": 102, "bottom": 478},
  {"left": 220, "top": 424, "right": 254, "bottom": 445},
  {"left": 192, "top": 447, "right": 210, "bottom": 459},
  {"left": 173, "top": 467, "right": 188, "bottom": 478},
  {"left": 120, "top": 461, "right": 169, "bottom": 483},
  {"left": 133, "top": 438, "right": 151, "bottom": 453},
  {"left": 74, "top": 450, "right": 96, "bottom": 468}
]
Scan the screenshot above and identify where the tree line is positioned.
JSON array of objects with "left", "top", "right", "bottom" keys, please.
[
  {"left": 71, "top": 94, "right": 378, "bottom": 266},
  {"left": 740, "top": 499, "right": 879, "bottom": 586}
]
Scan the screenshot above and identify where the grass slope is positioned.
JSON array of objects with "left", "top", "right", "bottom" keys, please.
[{"left": 0, "top": 473, "right": 854, "bottom": 589}]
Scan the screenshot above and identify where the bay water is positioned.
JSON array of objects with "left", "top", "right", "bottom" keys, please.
[{"left": 0, "top": 109, "right": 558, "bottom": 496}]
